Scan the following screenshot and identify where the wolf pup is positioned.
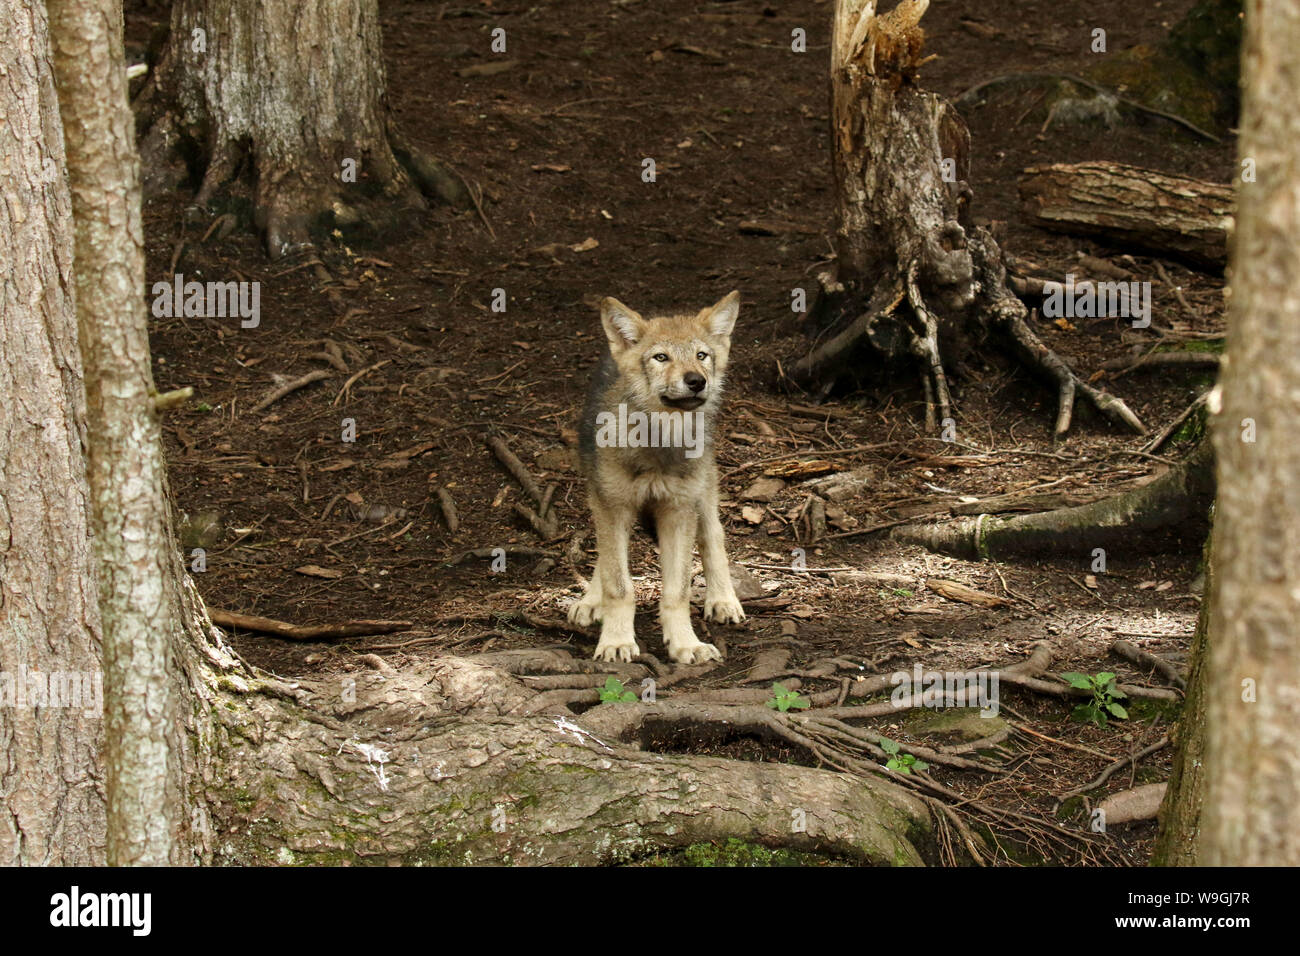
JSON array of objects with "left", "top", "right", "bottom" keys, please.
[{"left": 569, "top": 291, "right": 746, "bottom": 664}]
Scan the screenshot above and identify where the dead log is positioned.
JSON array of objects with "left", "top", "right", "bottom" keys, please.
[{"left": 1019, "top": 161, "right": 1232, "bottom": 270}]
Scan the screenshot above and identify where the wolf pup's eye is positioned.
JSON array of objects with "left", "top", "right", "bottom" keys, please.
[
  {"left": 697, "top": 351, "right": 709, "bottom": 361},
  {"left": 653, "top": 353, "right": 670, "bottom": 363}
]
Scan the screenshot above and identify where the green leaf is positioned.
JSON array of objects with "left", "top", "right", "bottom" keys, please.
[
  {"left": 772, "top": 682, "right": 789, "bottom": 696},
  {"left": 765, "top": 698, "right": 779, "bottom": 710},
  {"left": 1061, "top": 672, "right": 1093, "bottom": 690},
  {"left": 912, "top": 759, "right": 929, "bottom": 772},
  {"left": 886, "top": 758, "right": 902, "bottom": 771},
  {"left": 1095, "top": 672, "right": 1116, "bottom": 686},
  {"left": 1107, "top": 702, "right": 1128, "bottom": 719},
  {"left": 880, "top": 737, "right": 900, "bottom": 755}
]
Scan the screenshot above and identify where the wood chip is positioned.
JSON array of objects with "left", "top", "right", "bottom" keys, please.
[
  {"left": 294, "top": 565, "right": 344, "bottom": 579},
  {"left": 927, "top": 579, "right": 1012, "bottom": 608}
]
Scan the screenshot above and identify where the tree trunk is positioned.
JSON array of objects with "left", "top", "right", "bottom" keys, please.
[
  {"left": 800, "top": 1, "right": 1142, "bottom": 440},
  {"left": 0, "top": 0, "right": 105, "bottom": 866},
  {"left": 1197, "top": 0, "right": 1300, "bottom": 866},
  {"left": 1019, "top": 162, "right": 1232, "bottom": 270},
  {"left": 50, "top": 0, "right": 222, "bottom": 865},
  {"left": 1152, "top": 534, "right": 1212, "bottom": 865},
  {"left": 134, "top": 0, "right": 466, "bottom": 257}
]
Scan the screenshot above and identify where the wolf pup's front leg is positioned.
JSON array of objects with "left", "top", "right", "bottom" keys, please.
[
  {"left": 579, "top": 498, "right": 640, "bottom": 662},
  {"left": 656, "top": 500, "right": 722, "bottom": 665},
  {"left": 697, "top": 473, "right": 746, "bottom": 625}
]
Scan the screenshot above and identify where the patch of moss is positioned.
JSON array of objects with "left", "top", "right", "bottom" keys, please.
[
  {"left": 1088, "top": 45, "right": 1222, "bottom": 136},
  {"left": 636, "top": 838, "right": 844, "bottom": 868}
]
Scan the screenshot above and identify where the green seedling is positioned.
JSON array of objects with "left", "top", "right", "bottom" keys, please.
[
  {"left": 599, "top": 676, "right": 637, "bottom": 704},
  {"left": 766, "top": 682, "right": 809, "bottom": 712},
  {"left": 880, "top": 736, "right": 928, "bottom": 774},
  {"left": 1060, "top": 671, "right": 1128, "bottom": 728}
]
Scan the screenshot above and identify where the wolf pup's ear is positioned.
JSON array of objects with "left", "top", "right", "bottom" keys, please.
[
  {"left": 705, "top": 290, "right": 740, "bottom": 340},
  {"left": 601, "top": 297, "right": 645, "bottom": 352}
]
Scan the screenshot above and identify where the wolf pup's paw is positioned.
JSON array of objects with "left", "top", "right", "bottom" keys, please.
[
  {"left": 593, "top": 623, "right": 640, "bottom": 662},
  {"left": 666, "top": 639, "right": 723, "bottom": 665},
  {"left": 568, "top": 592, "right": 604, "bottom": 627},
  {"left": 704, "top": 593, "right": 746, "bottom": 625}
]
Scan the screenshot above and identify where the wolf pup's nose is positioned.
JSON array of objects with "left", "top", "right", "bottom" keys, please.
[{"left": 684, "top": 372, "right": 707, "bottom": 393}]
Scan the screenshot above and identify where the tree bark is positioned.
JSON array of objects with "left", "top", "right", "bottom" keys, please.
[
  {"left": 0, "top": 0, "right": 105, "bottom": 866},
  {"left": 1019, "top": 162, "right": 1232, "bottom": 270},
  {"left": 1152, "top": 534, "right": 1212, "bottom": 865},
  {"left": 134, "top": 0, "right": 466, "bottom": 257},
  {"left": 1198, "top": 0, "right": 1300, "bottom": 866},
  {"left": 48, "top": 0, "right": 199, "bottom": 866}
]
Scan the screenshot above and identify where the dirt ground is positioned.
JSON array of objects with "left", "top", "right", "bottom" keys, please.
[{"left": 128, "top": 0, "right": 1229, "bottom": 865}]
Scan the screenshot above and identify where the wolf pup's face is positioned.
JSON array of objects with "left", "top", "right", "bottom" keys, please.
[{"left": 599, "top": 291, "right": 739, "bottom": 414}]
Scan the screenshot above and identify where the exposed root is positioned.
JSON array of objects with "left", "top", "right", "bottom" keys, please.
[
  {"left": 892, "top": 438, "right": 1213, "bottom": 558},
  {"left": 905, "top": 260, "right": 953, "bottom": 431}
]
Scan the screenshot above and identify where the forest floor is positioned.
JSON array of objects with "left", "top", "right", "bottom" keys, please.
[{"left": 128, "top": 0, "right": 1230, "bottom": 865}]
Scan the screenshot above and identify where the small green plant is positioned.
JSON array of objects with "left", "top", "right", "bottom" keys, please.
[
  {"left": 599, "top": 676, "right": 637, "bottom": 704},
  {"left": 195, "top": 401, "right": 213, "bottom": 413},
  {"left": 1060, "top": 671, "right": 1128, "bottom": 728},
  {"left": 766, "top": 682, "right": 809, "bottom": 712},
  {"left": 880, "top": 737, "right": 928, "bottom": 774}
]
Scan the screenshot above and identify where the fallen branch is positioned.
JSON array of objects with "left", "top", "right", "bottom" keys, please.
[
  {"left": 1097, "top": 783, "right": 1168, "bottom": 825},
  {"left": 956, "top": 72, "right": 1223, "bottom": 143},
  {"left": 248, "top": 370, "right": 330, "bottom": 414},
  {"left": 208, "top": 608, "right": 412, "bottom": 641},
  {"left": 446, "top": 545, "right": 559, "bottom": 566},
  {"left": 1101, "top": 351, "right": 1220, "bottom": 374},
  {"left": 485, "top": 433, "right": 558, "bottom": 537},
  {"left": 1110, "top": 640, "right": 1187, "bottom": 690},
  {"left": 435, "top": 486, "right": 460, "bottom": 533},
  {"left": 1143, "top": 392, "right": 1208, "bottom": 455}
]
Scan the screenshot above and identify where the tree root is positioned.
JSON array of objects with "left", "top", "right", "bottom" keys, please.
[
  {"left": 892, "top": 438, "right": 1212, "bottom": 558},
  {"left": 204, "top": 647, "right": 938, "bottom": 865}
]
